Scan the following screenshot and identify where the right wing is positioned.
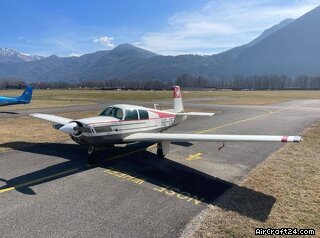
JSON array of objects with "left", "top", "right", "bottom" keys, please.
[
  {"left": 124, "top": 133, "right": 302, "bottom": 143},
  {"left": 30, "top": 113, "right": 73, "bottom": 125}
]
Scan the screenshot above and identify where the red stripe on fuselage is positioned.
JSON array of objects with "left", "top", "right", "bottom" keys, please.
[
  {"left": 281, "top": 136, "right": 288, "bottom": 142},
  {"left": 87, "top": 116, "right": 175, "bottom": 126},
  {"left": 148, "top": 109, "right": 176, "bottom": 118}
]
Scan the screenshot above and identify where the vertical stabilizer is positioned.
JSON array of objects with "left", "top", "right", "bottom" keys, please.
[
  {"left": 173, "top": 86, "right": 183, "bottom": 112},
  {"left": 16, "top": 86, "right": 33, "bottom": 103}
]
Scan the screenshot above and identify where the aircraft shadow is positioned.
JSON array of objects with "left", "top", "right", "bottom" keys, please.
[
  {"left": 0, "top": 141, "right": 275, "bottom": 221},
  {"left": 171, "top": 141, "right": 193, "bottom": 147},
  {"left": 0, "top": 111, "right": 19, "bottom": 114}
]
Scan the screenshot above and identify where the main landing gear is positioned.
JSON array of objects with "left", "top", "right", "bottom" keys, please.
[
  {"left": 156, "top": 141, "right": 170, "bottom": 159},
  {"left": 157, "top": 145, "right": 164, "bottom": 159},
  {"left": 88, "top": 146, "right": 99, "bottom": 165},
  {"left": 87, "top": 143, "right": 169, "bottom": 163}
]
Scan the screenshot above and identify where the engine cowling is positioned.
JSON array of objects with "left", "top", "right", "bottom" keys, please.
[{"left": 59, "top": 121, "right": 92, "bottom": 136}]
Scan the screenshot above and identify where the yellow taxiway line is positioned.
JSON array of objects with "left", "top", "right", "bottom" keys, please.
[{"left": 0, "top": 168, "right": 79, "bottom": 194}]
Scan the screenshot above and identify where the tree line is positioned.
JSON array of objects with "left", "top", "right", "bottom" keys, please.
[
  {"left": 176, "top": 74, "right": 320, "bottom": 90},
  {"left": 0, "top": 79, "right": 169, "bottom": 90},
  {"left": 1, "top": 74, "right": 320, "bottom": 90}
]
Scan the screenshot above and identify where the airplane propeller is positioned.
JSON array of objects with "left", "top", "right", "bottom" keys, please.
[
  {"left": 59, "top": 122, "right": 79, "bottom": 134},
  {"left": 59, "top": 122, "right": 95, "bottom": 135}
]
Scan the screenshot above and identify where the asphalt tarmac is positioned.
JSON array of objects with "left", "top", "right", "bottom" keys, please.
[{"left": 0, "top": 99, "right": 319, "bottom": 238}]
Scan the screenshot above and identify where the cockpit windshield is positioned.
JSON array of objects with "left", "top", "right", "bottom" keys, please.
[{"left": 99, "top": 107, "right": 123, "bottom": 120}]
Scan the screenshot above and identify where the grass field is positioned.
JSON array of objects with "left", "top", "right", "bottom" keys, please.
[
  {"left": 191, "top": 122, "right": 320, "bottom": 238},
  {"left": 1, "top": 89, "right": 320, "bottom": 108},
  {"left": 195, "top": 90, "right": 320, "bottom": 105}
]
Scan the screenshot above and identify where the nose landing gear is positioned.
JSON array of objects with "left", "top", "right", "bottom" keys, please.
[{"left": 88, "top": 146, "right": 99, "bottom": 165}]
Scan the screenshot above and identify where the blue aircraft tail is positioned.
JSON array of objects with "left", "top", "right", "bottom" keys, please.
[{"left": 16, "top": 86, "right": 33, "bottom": 103}]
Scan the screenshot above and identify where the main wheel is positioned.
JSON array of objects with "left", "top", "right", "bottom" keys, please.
[
  {"left": 157, "top": 148, "right": 164, "bottom": 159},
  {"left": 88, "top": 151, "right": 99, "bottom": 165}
]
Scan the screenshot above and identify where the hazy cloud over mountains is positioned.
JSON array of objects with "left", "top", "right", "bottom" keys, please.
[
  {"left": 93, "top": 36, "right": 114, "bottom": 47},
  {"left": 138, "top": 0, "right": 320, "bottom": 55}
]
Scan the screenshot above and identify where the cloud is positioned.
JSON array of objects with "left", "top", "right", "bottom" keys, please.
[
  {"left": 69, "top": 52, "right": 83, "bottom": 57},
  {"left": 139, "top": 0, "right": 320, "bottom": 55},
  {"left": 93, "top": 36, "right": 114, "bottom": 47}
]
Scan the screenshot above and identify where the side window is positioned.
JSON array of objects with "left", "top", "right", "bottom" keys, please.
[
  {"left": 106, "top": 107, "right": 123, "bottom": 119},
  {"left": 125, "top": 109, "right": 138, "bottom": 120},
  {"left": 138, "top": 110, "right": 149, "bottom": 120},
  {"left": 114, "top": 108, "right": 124, "bottom": 120}
]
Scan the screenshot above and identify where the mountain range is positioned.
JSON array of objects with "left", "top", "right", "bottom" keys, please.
[
  {"left": 0, "top": 48, "right": 45, "bottom": 63},
  {"left": 0, "top": 6, "right": 320, "bottom": 82}
]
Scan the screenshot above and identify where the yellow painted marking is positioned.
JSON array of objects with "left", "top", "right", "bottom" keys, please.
[
  {"left": 152, "top": 184, "right": 205, "bottom": 205},
  {"left": 0, "top": 187, "right": 15, "bottom": 193},
  {"left": 131, "top": 178, "right": 144, "bottom": 184},
  {"left": 0, "top": 168, "right": 79, "bottom": 194},
  {"left": 186, "top": 153, "right": 203, "bottom": 161},
  {"left": 104, "top": 168, "right": 145, "bottom": 185}
]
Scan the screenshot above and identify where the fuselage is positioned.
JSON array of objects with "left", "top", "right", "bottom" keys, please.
[
  {"left": 0, "top": 86, "right": 33, "bottom": 106},
  {"left": 68, "top": 104, "right": 184, "bottom": 145},
  {"left": 0, "top": 96, "right": 29, "bottom": 106}
]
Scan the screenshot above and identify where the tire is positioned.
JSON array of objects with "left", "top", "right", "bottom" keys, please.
[
  {"left": 157, "top": 148, "right": 164, "bottom": 159},
  {"left": 88, "top": 152, "right": 99, "bottom": 165}
]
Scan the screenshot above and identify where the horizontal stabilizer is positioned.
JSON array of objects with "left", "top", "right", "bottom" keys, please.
[
  {"left": 30, "top": 113, "right": 73, "bottom": 125},
  {"left": 176, "top": 112, "right": 215, "bottom": 117},
  {"left": 124, "top": 133, "right": 302, "bottom": 143}
]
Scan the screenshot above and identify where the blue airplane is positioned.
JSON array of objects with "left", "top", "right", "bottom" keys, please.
[{"left": 0, "top": 86, "right": 33, "bottom": 106}]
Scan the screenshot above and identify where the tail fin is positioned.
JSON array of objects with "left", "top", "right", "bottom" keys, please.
[
  {"left": 173, "top": 86, "right": 183, "bottom": 113},
  {"left": 17, "top": 86, "right": 33, "bottom": 103}
]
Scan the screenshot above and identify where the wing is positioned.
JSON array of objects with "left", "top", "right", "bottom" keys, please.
[
  {"left": 30, "top": 113, "right": 73, "bottom": 125},
  {"left": 123, "top": 133, "right": 302, "bottom": 143},
  {"left": 176, "top": 112, "right": 215, "bottom": 117}
]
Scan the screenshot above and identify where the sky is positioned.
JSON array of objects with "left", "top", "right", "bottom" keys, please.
[{"left": 0, "top": 0, "right": 320, "bottom": 56}]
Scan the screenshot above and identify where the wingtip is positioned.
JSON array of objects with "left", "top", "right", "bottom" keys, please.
[
  {"left": 292, "top": 136, "right": 303, "bottom": 143},
  {"left": 282, "top": 136, "right": 303, "bottom": 143}
]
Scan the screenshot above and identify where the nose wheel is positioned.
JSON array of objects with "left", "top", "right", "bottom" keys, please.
[{"left": 88, "top": 146, "right": 99, "bottom": 165}]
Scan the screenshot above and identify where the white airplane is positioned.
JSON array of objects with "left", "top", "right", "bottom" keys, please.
[{"left": 30, "top": 86, "right": 302, "bottom": 165}]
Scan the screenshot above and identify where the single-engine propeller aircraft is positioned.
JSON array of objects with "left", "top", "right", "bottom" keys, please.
[
  {"left": 30, "top": 86, "right": 302, "bottom": 164},
  {"left": 0, "top": 86, "right": 33, "bottom": 106}
]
